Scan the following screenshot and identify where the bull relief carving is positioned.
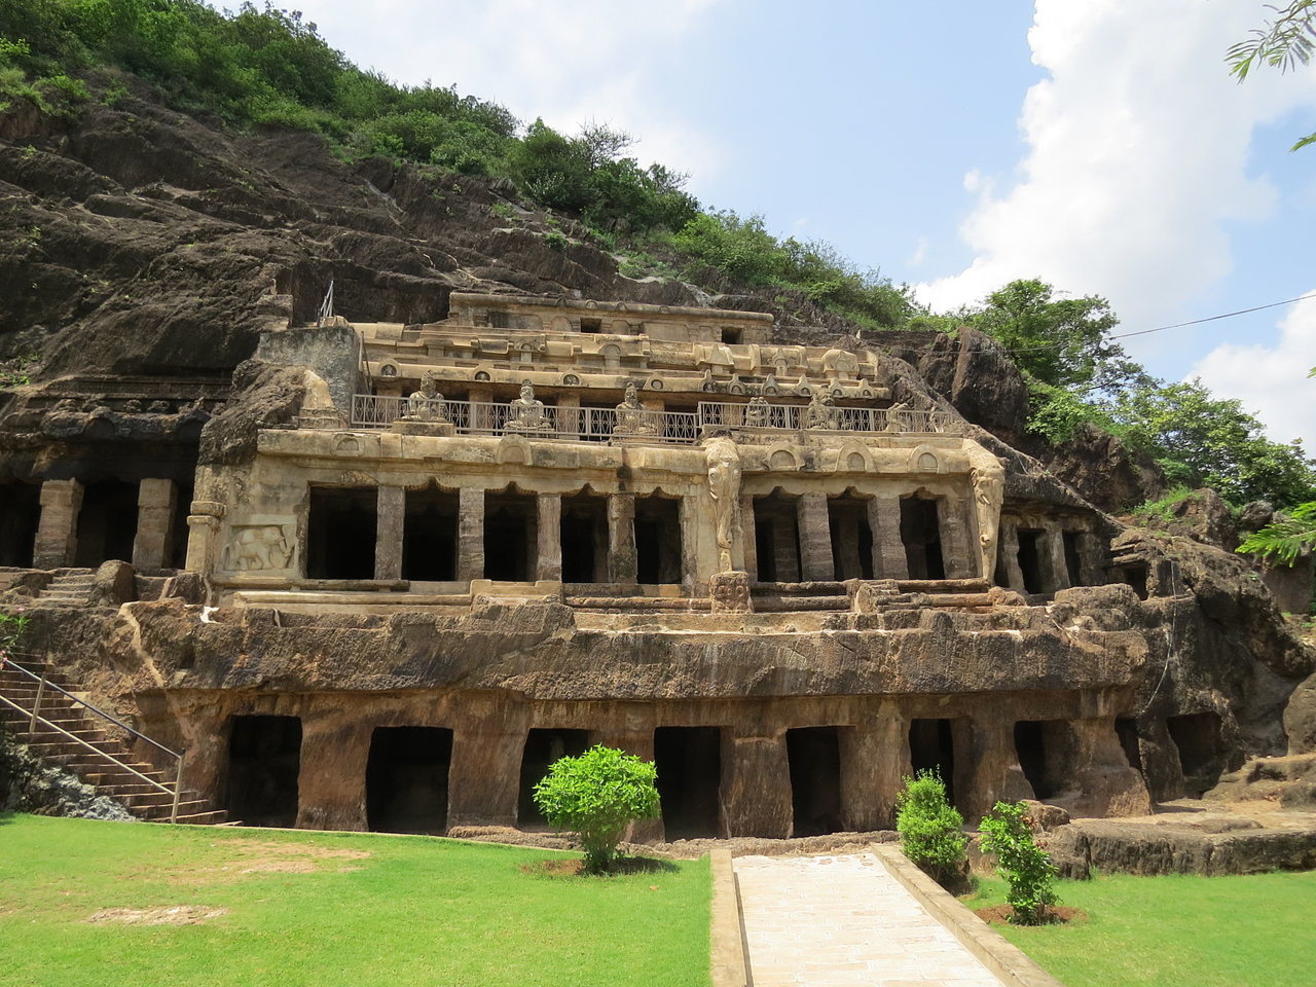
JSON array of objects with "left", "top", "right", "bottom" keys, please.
[{"left": 222, "top": 522, "right": 294, "bottom": 572}]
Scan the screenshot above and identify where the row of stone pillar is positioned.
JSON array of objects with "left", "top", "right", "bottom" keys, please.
[
  {"left": 372, "top": 487, "right": 679, "bottom": 584},
  {"left": 997, "top": 521, "right": 1104, "bottom": 594},
  {"left": 30, "top": 477, "right": 178, "bottom": 571}
]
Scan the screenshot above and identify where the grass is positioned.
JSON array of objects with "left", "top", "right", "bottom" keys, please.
[
  {"left": 0, "top": 813, "right": 710, "bottom": 986},
  {"left": 963, "top": 871, "right": 1316, "bottom": 986}
]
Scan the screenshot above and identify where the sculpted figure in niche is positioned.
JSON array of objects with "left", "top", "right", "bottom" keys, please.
[
  {"left": 971, "top": 465, "right": 1005, "bottom": 580},
  {"left": 705, "top": 436, "right": 743, "bottom": 573},
  {"left": 404, "top": 371, "right": 449, "bottom": 423},
  {"left": 744, "top": 395, "right": 770, "bottom": 428},
  {"left": 805, "top": 390, "right": 839, "bottom": 430},
  {"left": 885, "top": 400, "right": 910, "bottom": 432},
  {"left": 505, "top": 380, "right": 553, "bottom": 432},
  {"left": 613, "top": 379, "right": 657, "bottom": 435}
]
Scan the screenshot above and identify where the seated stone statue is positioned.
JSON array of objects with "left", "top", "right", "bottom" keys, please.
[
  {"left": 743, "top": 395, "right": 770, "bottom": 428},
  {"left": 805, "top": 390, "right": 839, "bottom": 430},
  {"left": 403, "top": 371, "right": 449, "bottom": 422},
  {"left": 613, "top": 379, "right": 657, "bottom": 435},
  {"left": 505, "top": 380, "right": 553, "bottom": 432}
]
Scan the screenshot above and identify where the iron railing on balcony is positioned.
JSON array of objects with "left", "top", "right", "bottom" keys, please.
[{"left": 348, "top": 395, "right": 956, "bottom": 441}]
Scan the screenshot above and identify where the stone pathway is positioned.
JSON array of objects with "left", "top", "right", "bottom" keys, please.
[{"left": 733, "top": 852, "right": 1002, "bottom": 986}]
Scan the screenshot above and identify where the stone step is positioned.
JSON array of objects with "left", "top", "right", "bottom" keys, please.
[
  {"left": 753, "top": 595, "right": 850, "bottom": 612},
  {"left": 164, "top": 810, "right": 230, "bottom": 826}
]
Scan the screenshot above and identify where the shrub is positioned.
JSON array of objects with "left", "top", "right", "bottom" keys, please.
[
  {"left": 0, "top": 610, "right": 29, "bottom": 655},
  {"left": 532, "top": 745, "right": 660, "bottom": 873},
  {"left": 978, "top": 800, "right": 1058, "bottom": 925},
  {"left": 895, "top": 770, "right": 968, "bottom": 886}
]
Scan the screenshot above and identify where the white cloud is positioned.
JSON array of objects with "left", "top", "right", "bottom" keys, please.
[
  {"left": 292, "top": 0, "right": 728, "bottom": 180},
  {"left": 917, "top": 0, "right": 1316, "bottom": 345},
  {"left": 1190, "top": 292, "right": 1316, "bottom": 447},
  {"left": 908, "top": 235, "right": 929, "bottom": 267}
]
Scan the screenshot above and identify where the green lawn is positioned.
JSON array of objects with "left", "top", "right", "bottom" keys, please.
[
  {"left": 964, "top": 870, "right": 1316, "bottom": 986},
  {"left": 0, "top": 813, "right": 710, "bottom": 987}
]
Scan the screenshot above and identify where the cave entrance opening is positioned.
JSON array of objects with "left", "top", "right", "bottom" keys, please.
[
  {"left": 752, "top": 492, "right": 802, "bottom": 582},
  {"left": 306, "top": 486, "right": 376, "bottom": 579},
  {"left": 366, "top": 726, "right": 452, "bottom": 834},
  {"left": 484, "top": 489, "right": 537, "bottom": 582},
  {"left": 167, "top": 483, "right": 194, "bottom": 569},
  {"left": 900, "top": 496, "right": 945, "bottom": 580},
  {"left": 1013, "top": 720, "right": 1078, "bottom": 800},
  {"left": 226, "top": 714, "right": 302, "bottom": 828},
  {"left": 403, "top": 487, "right": 458, "bottom": 581},
  {"left": 828, "top": 494, "right": 874, "bottom": 580},
  {"left": 0, "top": 482, "right": 40, "bottom": 567},
  {"left": 654, "top": 726, "right": 723, "bottom": 839},
  {"left": 561, "top": 491, "right": 607, "bottom": 583},
  {"left": 517, "top": 728, "right": 592, "bottom": 828},
  {"left": 635, "top": 495, "right": 682, "bottom": 585},
  {"left": 1115, "top": 717, "right": 1143, "bottom": 774},
  {"left": 787, "top": 726, "right": 845, "bottom": 837},
  {"left": 74, "top": 480, "right": 138, "bottom": 567},
  {"left": 908, "top": 718, "right": 958, "bottom": 809},
  {"left": 1166, "top": 712, "right": 1226, "bottom": 796},
  {"left": 1016, "top": 528, "right": 1046, "bottom": 594},
  {"left": 1118, "top": 562, "right": 1149, "bottom": 600}
]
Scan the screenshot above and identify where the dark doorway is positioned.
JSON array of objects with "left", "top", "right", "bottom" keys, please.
[
  {"left": 1013, "top": 720, "right": 1077, "bottom": 801},
  {"left": 1063, "top": 531, "right": 1083, "bottom": 586},
  {"left": 753, "top": 493, "right": 801, "bottom": 582},
  {"left": 74, "top": 480, "right": 138, "bottom": 566},
  {"left": 909, "top": 718, "right": 956, "bottom": 806},
  {"left": 635, "top": 496, "right": 682, "bottom": 584},
  {"left": 787, "top": 726, "right": 844, "bottom": 837},
  {"left": 226, "top": 715, "right": 302, "bottom": 828},
  {"left": 366, "top": 726, "right": 453, "bottom": 833},
  {"left": 1115, "top": 718, "right": 1143, "bottom": 774},
  {"left": 1016, "top": 529, "right": 1045, "bottom": 594},
  {"left": 403, "top": 488, "right": 458, "bottom": 580},
  {"left": 654, "top": 726, "right": 723, "bottom": 839},
  {"left": 1166, "top": 712, "right": 1226, "bottom": 796},
  {"left": 561, "top": 491, "right": 607, "bottom": 583},
  {"left": 900, "top": 497, "right": 945, "bottom": 580},
  {"left": 485, "top": 489, "right": 537, "bottom": 581},
  {"left": 517, "top": 728, "right": 592, "bottom": 827},
  {"left": 167, "top": 484, "right": 193, "bottom": 569},
  {"left": 1117, "top": 563, "right": 1149, "bottom": 600},
  {"left": 0, "top": 482, "right": 40, "bottom": 567},
  {"left": 828, "top": 495, "right": 874, "bottom": 580},
  {"left": 306, "top": 486, "right": 377, "bottom": 579}
]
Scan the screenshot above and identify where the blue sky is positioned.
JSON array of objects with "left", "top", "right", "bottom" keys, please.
[{"left": 284, "top": 0, "right": 1316, "bottom": 446}]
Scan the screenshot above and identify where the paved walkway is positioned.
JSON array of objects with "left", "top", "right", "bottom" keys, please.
[{"left": 733, "top": 852, "right": 1002, "bottom": 986}]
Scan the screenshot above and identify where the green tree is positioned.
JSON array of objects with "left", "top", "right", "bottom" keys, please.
[
  {"left": 1237, "top": 501, "right": 1316, "bottom": 565},
  {"left": 531, "top": 745, "right": 660, "bottom": 874},
  {"left": 895, "top": 771, "right": 968, "bottom": 888},
  {"left": 1228, "top": 1, "right": 1316, "bottom": 150},
  {"left": 979, "top": 801, "right": 1058, "bottom": 925}
]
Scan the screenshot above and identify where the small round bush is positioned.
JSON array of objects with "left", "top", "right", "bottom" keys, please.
[
  {"left": 532, "top": 745, "right": 661, "bottom": 873},
  {"left": 895, "top": 770, "right": 968, "bottom": 887},
  {"left": 979, "top": 800, "right": 1058, "bottom": 925}
]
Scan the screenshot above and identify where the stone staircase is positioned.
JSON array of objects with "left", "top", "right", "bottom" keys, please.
[
  {"left": 752, "top": 577, "right": 997, "bottom": 614},
  {"left": 751, "top": 580, "right": 851, "bottom": 612},
  {"left": 35, "top": 569, "right": 97, "bottom": 606},
  {"left": 0, "top": 657, "right": 231, "bottom": 824}
]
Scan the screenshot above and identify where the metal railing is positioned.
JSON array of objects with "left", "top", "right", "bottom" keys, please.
[
  {"left": 348, "top": 395, "right": 957, "bottom": 441},
  {"left": 0, "top": 653, "right": 185, "bottom": 823}
]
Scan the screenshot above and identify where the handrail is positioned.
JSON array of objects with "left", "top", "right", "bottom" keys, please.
[
  {"left": 1, "top": 654, "right": 180, "bottom": 761},
  {"left": 1, "top": 652, "right": 184, "bottom": 822}
]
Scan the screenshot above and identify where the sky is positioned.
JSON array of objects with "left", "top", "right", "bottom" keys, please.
[{"left": 283, "top": 0, "right": 1316, "bottom": 447}]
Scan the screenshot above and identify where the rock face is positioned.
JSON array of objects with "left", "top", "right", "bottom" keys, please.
[{"left": 0, "top": 732, "right": 134, "bottom": 821}]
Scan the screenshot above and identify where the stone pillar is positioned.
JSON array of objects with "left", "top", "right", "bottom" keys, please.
[
  {"left": 33, "top": 479, "right": 83, "bottom": 569},
  {"left": 607, "top": 492, "right": 637, "bottom": 584},
  {"left": 374, "top": 485, "right": 405, "bottom": 580},
  {"left": 869, "top": 495, "right": 908, "bottom": 580},
  {"left": 739, "top": 494, "right": 757, "bottom": 581},
  {"left": 1068, "top": 718, "right": 1152, "bottom": 816},
  {"left": 457, "top": 487, "right": 484, "bottom": 582},
  {"left": 536, "top": 493, "right": 561, "bottom": 582},
  {"left": 679, "top": 495, "right": 701, "bottom": 589},
  {"left": 184, "top": 501, "right": 223, "bottom": 575},
  {"left": 296, "top": 714, "right": 371, "bottom": 832},
  {"left": 998, "top": 521, "right": 1025, "bottom": 591},
  {"left": 1076, "top": 531, "right": 1105, "bottom": 588},
  {"left": 721, "top": 731, "right": 792, "bottom": 838},
  {"left": 1043, "top": 525, "right": 1071, "bottom": 592},
  {"left": 447, "top": 727, "right": 523, "bottom": 828},
  {"left": 840, "top": 712, "right": 909, "bottom": 831},
  {"left": 771, "top": 514, "right": 801, "bottom": 582},
  {"left": 959, "top": 718, "right": 1033, "bottom": 823},
  {"left": 131, "top": 478, "right": 177, "bottom": 570},
  {"left": 796, "top": 492, "right": 834, "bottom": 582},
  {"left": 938, "top": 498, "right": 976, "bottom": 580}
]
